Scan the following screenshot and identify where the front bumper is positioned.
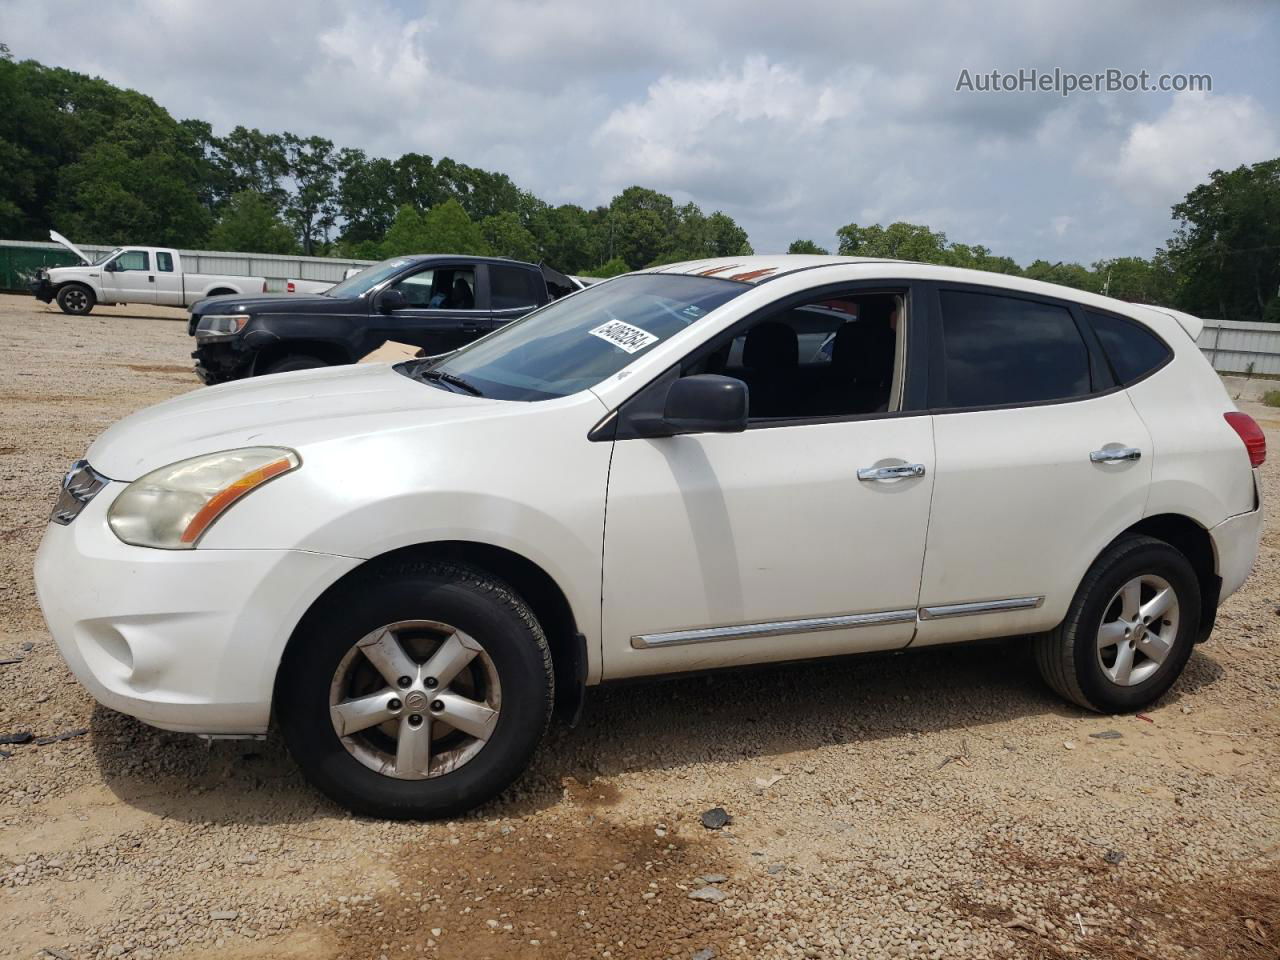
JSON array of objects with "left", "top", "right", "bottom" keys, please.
[
  {"left": 34, "top": 483, "right": 360, "bottom": 735},
  {"left": 30, "top": 275, "right": 54, "bottom": 303},
  {"left": 191, "top": 338, "right": 252, "bottom": 385}
]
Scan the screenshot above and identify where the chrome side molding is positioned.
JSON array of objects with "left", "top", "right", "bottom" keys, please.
[
  {"left": 630, "top": 608, "right": 918, "bottom": 649},
  {"left": 917, "top": 596, "right": 1044, "bottom": 620}
]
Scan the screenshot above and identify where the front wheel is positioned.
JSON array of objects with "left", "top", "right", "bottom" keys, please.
[
  {"left": 1035, "top": 535, "right": 1200, "bottom": 713},
  {"left": 260, "top": 353, "right": 329, "bottom": 376},
  {"left": 56, "top": 284, "right": 95, "bottom": 315},
  {"left": 276, "top": 562, "right": 554, "bottom": 819}
]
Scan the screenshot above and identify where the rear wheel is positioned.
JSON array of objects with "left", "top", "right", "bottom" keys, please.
[
  {"left": 277, "top": 562, "right": 553, "bottom": 819},
  {"left": 260, "top": 353, "right": 329, "bottom": 375},
  {"left": 1035, "top": 535, "right": 1200, "bottom": 712},
  {"left": 56, "top": 284, "right": 95, "bottom": 315}
]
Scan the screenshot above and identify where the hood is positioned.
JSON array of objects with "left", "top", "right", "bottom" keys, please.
[
  {"left": 191, "top": 293, "right": 335, "bottom": 315},
  {"left": 49, "top": 230, "right": 92, "bottom": 265},
  {"left": 87, "top": 362, "right": 501, "bottom": 480}
]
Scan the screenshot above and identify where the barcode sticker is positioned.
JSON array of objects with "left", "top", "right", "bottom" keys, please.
[{"left": 588, "top": 320, "right": 659, "bottom": 354}]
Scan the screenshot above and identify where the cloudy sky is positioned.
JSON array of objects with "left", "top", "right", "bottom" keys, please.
[{"left": 3, "top": 0, "right": 1277, "bottom": 264}]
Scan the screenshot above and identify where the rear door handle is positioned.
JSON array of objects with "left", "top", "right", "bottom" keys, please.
[
  {"left": 1090, "top": 447, "right": 1142, "bottom": 463},
  {"left": 857, "top": 463, "right": 926, "bottom": 481}
]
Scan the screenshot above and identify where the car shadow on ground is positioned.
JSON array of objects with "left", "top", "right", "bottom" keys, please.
[{"left": 89, "top": 640, "right": 1226, "bottom": 826}]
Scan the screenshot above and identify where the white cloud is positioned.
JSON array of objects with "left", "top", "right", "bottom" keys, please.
[{"left": 1107, "top": 91, "right": 1280, "bottom": 205}]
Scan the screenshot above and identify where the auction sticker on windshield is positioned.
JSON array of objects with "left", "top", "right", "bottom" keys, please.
[{"left": 589, "top": 320, "right": 659, "bottom": 354}]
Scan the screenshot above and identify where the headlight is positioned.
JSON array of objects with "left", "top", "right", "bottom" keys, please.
[
  {"left": 195, "top": 313, "right": 249, "bottom": 336},
  {"left": 107, "top": 447, "right": 300, "bottom": 549}
]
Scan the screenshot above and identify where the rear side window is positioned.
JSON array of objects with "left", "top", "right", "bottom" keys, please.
[
  {"left": 938, "top": 290, "right": 1091, "bottom": 408},
  {"left": 490, "top": 265, "right": 544, "bottom": 309},
  {"left": 156, "top": 252, "right": 174, "bottom": 272},
  {"left": 1085, "top": 310, "right": 1171, "bottom": 385}
]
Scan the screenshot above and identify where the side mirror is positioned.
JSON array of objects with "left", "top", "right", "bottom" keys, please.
[
  {"left": 662, "top": 374, "right": 748, "bottom": 435},
  {"left": 104, "top": 260, "right": 118, "bottom": 272},
  {"left": 377, "top": 289, "right": 408, "bottom": 313}
]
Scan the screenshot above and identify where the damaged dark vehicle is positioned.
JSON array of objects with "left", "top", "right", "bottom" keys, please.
[{"left": 189, "top": 255, "right": 581, "bottom": 384}]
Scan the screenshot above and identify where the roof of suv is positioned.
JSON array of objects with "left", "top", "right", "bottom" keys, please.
[{"left": 643, "top": 255, "right": 1206, "bottom": 340}]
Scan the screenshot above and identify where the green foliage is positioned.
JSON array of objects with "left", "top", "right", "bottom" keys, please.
[
  {"left": 480, "top": 210, "right": 538, "bottom": 261},
  {"left": 379, "top": 204, "right": 429, "bottom": 257},
  {"left": 1166, "top": 158, "right": 1280, "bottom": 322},
  {"left": 788, "top": 239, "right": 829, "bottom": 255},
  {"left": 581, "top": 257, "right": 630, "bottom": 278},
  {"left": 209, "top": 190, "right": 297, "bottom": 254},
  {"left": 1262, "top": 390, "right": 1280, "bottom": 409},
  {"left": 418, "top": 198, "right": 489, "bottom": 255}
]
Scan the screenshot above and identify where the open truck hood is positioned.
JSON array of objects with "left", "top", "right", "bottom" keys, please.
[{"left": 49, "top": 230, "right": 92, "bottom": 265}]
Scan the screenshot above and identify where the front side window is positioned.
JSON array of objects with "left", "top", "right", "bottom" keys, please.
[
  {"left": 490, "top": 265, "right": 543, "bottom": 309},
  {"left": 687, "top": 293, "right": 904, "bottom": 420},
  {"left": 114, "top": 250, "right": 150, "bottom": 272},
  {"left": 1086, "top": 310, "right": 1171, "bottom": 385},
  {"left": 937, "top": 290, "right": 1091, "bottom": 408},
  {"left": 390, "top": 267, "right": 476, "bottom": 308},
  {"left": 324, "top": 258, "right": 418, "bottom": 299},
  {"left": 156, "top": 252, "right": 174, "bottom": 272},
  {"left": 418, "top": 274, "right": 746, "bottom": 401}
]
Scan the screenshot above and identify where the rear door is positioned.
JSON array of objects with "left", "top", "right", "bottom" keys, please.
[
  {"left": 382, "top": 261, "right": 492, "bottom": 354},
  {"left": 487, "top": 262, "right": 548, "bottom": 330},
  {"left": 152, "top": 251, "right": 184, "bottom": 305},
  {"left": 914, "top": 283, "right": 1152, "bottom": 646}
]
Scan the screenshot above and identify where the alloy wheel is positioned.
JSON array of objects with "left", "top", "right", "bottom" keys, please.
[
  {"left": 328, "top": 620, "right": 502, "bottom": 780},
  {"left": 1096, "top": 574, "right": 1180, "bottom": 687}
]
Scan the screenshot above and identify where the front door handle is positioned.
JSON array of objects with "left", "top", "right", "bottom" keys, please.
[
  {"left": 1090, "top": 447, "right": 1142, "bottom": 463},
  {"left": 857, "top": 463, "right": 926, "bottom": 481}
]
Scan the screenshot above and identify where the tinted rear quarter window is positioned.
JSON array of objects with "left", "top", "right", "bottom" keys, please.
[
  {"left": 490, "top": 265, "right": 544, "bottom": 309},
  {"left": 1086, "top": 310, "right": 1171, "bottom": 384},
  {"left": 938, "top": 289, "right": 1092, "bottom": 408}
]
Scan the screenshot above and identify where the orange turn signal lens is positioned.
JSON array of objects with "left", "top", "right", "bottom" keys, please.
[{"left": 179, "top": 455, "right": 296, "bottom": 544}]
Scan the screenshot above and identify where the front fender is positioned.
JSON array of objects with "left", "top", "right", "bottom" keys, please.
[{"left": 247, "top": 314, "right": 379, "bottom": 360}]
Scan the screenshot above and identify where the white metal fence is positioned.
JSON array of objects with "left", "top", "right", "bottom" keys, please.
[
  {"left": 1196, "top": 318, "right": 1280, "bottom": 377},
  {"left": 0, "top": 238, "right": 376, "bottom": 292}
]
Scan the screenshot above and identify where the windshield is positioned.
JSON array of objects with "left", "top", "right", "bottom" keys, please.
[
  {"left": 91, "top": 248, "right": 121, "bottom": 266},
  {"left": 324, "top": 258, "right": 416, "bottom": 299},
  {"left": 421, "top": 273, "right": 747, "bottom": 401}
]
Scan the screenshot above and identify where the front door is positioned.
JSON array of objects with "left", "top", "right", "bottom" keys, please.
[
  {"left": 914, "top": 284, "right": 1153, "bottom": 646},
  {"left": 102, "top": 249, "right": 157, "bottom": 305},
  {"left": 382, "top": 263, "right": 494, "bottom": 354},
  {"left": 600, "top": 287, "right": 934, "bottom": 679}
]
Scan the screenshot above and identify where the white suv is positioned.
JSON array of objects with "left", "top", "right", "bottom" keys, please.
[{"left": 35, "top": 256, "right": 1265, "bottom": 819}]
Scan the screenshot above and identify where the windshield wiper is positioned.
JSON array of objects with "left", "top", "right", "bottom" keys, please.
[{"left": 420, "top": 368, "right": 484, "bottom": 396}]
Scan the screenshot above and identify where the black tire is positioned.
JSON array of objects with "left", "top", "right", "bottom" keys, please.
[
  {"left": 260, "top": 353, "right": 329, "bottom": 375},
  {"left": 56, "top": 283, "right": 95, "bottom": 316},
  {"left": 1034, "top": 535, "right": 1200, "bottom": 712},
  {"left": 276, "top": 562, "right": 554, "bottom": 819}
]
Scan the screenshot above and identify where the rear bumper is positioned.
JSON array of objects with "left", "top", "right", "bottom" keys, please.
[
  {"left": 1210, "top": 489, "right": 1264, "bottom": 604},
  {"left": 34, "top": 485, "right": 360, "bottom": 735}
]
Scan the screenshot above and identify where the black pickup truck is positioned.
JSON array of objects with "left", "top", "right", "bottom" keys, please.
[{"left": 189, "top": 255, "right": 579, "bottom": 384}]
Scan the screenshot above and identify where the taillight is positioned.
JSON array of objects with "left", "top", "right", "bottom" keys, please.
[
  {"left": 1225, "top": 412, "right": 1266, "bottom": 467},
  {"left": 287, "top": 281, "right": 295, "bottom": 293}
]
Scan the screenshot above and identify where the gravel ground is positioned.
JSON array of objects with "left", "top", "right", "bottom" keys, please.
[{"left": 1, "top": 292, "right": 1277, "bottom": 960}]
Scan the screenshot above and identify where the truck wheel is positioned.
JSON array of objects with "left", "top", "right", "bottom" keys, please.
[
  {"left": 276, "top": 562, "right": 554, "bottom": 819},
  {"left": 1034, "top": 535, "right": 1200, "bottom": 713},
  {"left": 56, "top": 284, "right": 95, "bottom": 316},
  {"left": 261, "top": 354, "right": 329, "bottom": 375}
]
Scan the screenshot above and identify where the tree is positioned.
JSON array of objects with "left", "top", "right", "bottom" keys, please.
[
  {"left": 836, "top": 221, "right": 949, "bottom": 261},
  {"left": 1166, "top": 158, "right": 1280, "bottom": 322},
  {"left": 582, "top": 257, "right": 630, "bottom": 278},
  {"left": 335, "top": 148, "right": 398, "bottom": 249},
  {"left": 480, "top": 211, "right": 538, "bottom": 260},
  {"left": 788, "top": 239, "right": 829, "bottom": 255},
  {"left": 209, "top": 190, "right": 297, "bottom": 253},
  {"left": 1093, "top": 255, "right": 1176, "bottom": 306},
  {"left": 380, "top": 204, "right": 429, "bottom": 256},
  {"left": 283, "top": 133, "right": 337, "bottom": 255},
  {"left": 418, "top": 198, "right": 489, "bottom": 255}
]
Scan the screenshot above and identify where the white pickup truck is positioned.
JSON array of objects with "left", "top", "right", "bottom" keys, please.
[{"left": 31, "top": 232, "right": 266, "bottom": 315}]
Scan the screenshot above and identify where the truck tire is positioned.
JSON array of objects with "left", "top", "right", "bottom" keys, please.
[
  {"left": 56, "top": 284, "right": 95, "bottom": 316},
  {"left": 276, "top": 561, "right": 554, "bottom": 819},
  {"left": 260, "top": 354, "right": 330, "bottom": 376}
]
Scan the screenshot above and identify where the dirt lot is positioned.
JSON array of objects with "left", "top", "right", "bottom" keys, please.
[{"left": 1, "top": 292, "right": 1277, "bottom": 960}]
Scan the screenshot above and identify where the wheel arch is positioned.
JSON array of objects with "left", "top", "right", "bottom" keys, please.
[
  {"left": 206, "top": 287, "right": 238, "bottom": 297},
  {"left": 278, "top": 540, "right": 588, "bottom": 725},
  {"left": 1113, "top": 513, "right": 1219, "bottom": 642},
  {"left": 251, "top": 339, "right": 354, "bottom": 372}
]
